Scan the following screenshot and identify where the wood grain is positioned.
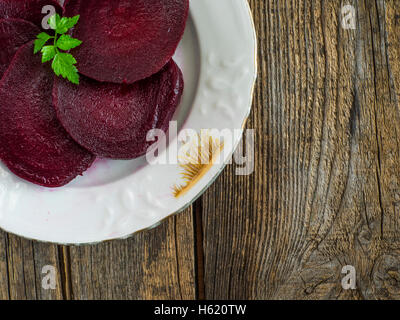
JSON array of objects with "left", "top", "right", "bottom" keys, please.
[
  {"left": 0, "top": 232, "right": 63, "bottom": 300},
  {"left": 0, "top": 211, "right": 195, "bottom": 300},
  {"left": 67, "top": 210, "right": 195, "bottom": 300},
  {"left": 200, "top": 0, "right": 400, "bottom": 299},
  {"left": 2, "top": 0, "right": 400, "bottom": 300}
]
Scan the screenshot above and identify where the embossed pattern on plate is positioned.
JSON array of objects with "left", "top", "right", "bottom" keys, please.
[{"left": 0, "top": 0, "right": 257, "bottom": 244}]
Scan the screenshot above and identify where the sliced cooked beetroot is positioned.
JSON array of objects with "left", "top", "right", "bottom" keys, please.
[
  {"left": 0, "top": 18, "right": 39, "bottom": 79},
  {"left": 63, "top": 0, "right": 189, "bottom": 83},
  {"left": 53, "top": 60, "right": 183, "bottom": 159},
  {"left": 0, "top": 0, "right": 62, "bottom": 27},
  {"left": 0, "top": 42, "right": 95, "bottom": 187}
]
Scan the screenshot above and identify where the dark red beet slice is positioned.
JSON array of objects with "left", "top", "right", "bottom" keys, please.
[
  {"left": 0, "top": 42, "right": 95, "bottom": 187},
  {"left": 63, "top": 0, "right": 189, "bottom": 83},
  {"left": 0, "top": 0, "right": 62, "bottom": 27},
  {"left": 0, "top": 18, "right": 39, "bottom": 79},
  {"left": 53, "top": 60, "right": 184, "bottom": 159}
]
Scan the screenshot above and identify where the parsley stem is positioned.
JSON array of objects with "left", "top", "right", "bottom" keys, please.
[{"left": 54, "top": 32, "right": 59, "bottom": 54}]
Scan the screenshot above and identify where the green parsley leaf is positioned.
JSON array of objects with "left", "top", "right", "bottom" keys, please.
[
  {"left": 34, "top": 32, "right": 52, "bottom": 54},
  {"left": 34, "top": 14, "right": 82, "bottom": 84},
  {"left": 56, "top": 15, "right": 80, "bottom": 34},
  {"left": 52, "top": 53, "right": 79, "bottom": 84},
  {"left": 56, "top": 35, "right": 82, "bottom": 51},
  {"left": 41, "top": 46, "right": 56, "bottom": 63}
]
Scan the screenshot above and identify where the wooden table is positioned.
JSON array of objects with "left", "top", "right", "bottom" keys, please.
[{"left": 1, "top": 0, "right": 400, "bottom": 300}]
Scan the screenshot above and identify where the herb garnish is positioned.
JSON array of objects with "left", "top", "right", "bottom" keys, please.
[{"left": 34, "top": 14, "right": 82, "bottom": 84}]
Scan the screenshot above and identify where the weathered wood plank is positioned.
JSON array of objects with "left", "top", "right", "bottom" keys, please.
[
  {"left": 201, "top": 0, "right": 400, "bottom": 299},
  {"left": 68, "top": 210, "right": 196, "bottom": 300},
  {"left": 0, "top": 232, "right": 9, "bottom": 299},
  {"left": 0, "top": 231, "right": 64, "bottom": 300}
]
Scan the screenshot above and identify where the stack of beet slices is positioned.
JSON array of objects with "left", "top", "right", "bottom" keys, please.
[{"left": 0, "top": 0, "right": 189, "bottom": 187}]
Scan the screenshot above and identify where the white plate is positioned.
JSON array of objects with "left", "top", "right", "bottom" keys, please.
[{"left": 0, "top": 0, "right": 257, "bottom": 244}]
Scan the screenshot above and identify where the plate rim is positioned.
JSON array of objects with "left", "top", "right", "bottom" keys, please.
[{"left": 0, "top": 0, "right": 258, "bottom": 245}]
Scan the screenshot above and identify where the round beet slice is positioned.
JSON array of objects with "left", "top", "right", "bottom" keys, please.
[
  {"left": 0, "top": 0, "right": 62, "bottom": 27},
  {"left": 0, "top": 18, "right": 39, "bottom": 79},
  {"left": 53, "top": 60, "right": 184, "bottom": 159},
  {"left": 0, "top": 42, "right": 95, "bottom": 188},
  {"left": 63, "top": 0, "right": 189, "bottom": 83}
]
